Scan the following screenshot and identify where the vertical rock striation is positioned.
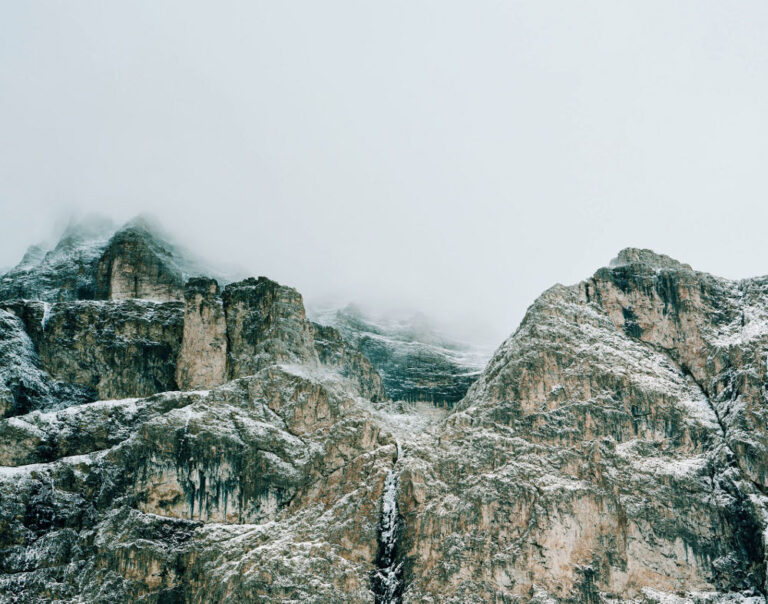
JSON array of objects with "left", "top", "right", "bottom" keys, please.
[
  {"left": 396, "top": 251, "right": 768, "bottom": 601},
  {"left": 0, "top": 308, "right": 94, "bottom": 418},
  {"left": 176, "top": 277, "right": 228, "bottom": 390},
  {"left": 223, "top": 277, "right": 318, "bottom": 378},
  {"left": 3, "top": 225, "right": 767, "bottom": 602},
  {"left": 93, "top": 227, "right": 185, "bottom": 301}
]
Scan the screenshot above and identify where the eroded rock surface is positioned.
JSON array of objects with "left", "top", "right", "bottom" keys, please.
[
  {"left": 399, "top": 290, "right": 762, "bottom": 601},
  {"left": 312, "top": 322, "right": 386, "bottom": 402},
  {"left": 2, "top": 299, "right": 184, "bottom": 401},
  {"left": 0, "top": 309, "right": 94, "bottom": 418},
  {"left": 1, "top": 232, "right": 767, "bottom": 603},
  {"left": 0, "top": 368, "right": 396, "bottom": 602},
  {"left": 223, "top": 277, "right": 318, "bottom": 377},
  {"left": 176, "top": 278, "right": 228, "bottom": 390},
  {"left": 310, "top": 305, "right": 488, "bottom": 407},
  {"left": 93, "top": 226, "right": 185, "bottom": 301},
  {"left": 0, "top": 217, "right": 220, "bottom": 304}
]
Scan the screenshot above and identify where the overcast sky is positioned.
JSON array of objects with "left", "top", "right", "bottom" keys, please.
[{"left": 1, "top": 2, "right": 767, "bottom": 345}]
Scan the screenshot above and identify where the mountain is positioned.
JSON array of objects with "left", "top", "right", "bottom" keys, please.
[
  {"left": 309, "top": 304, "right": 489, "bottom": 407},
  {"left": 0, "top": 225, "right": 767, "bottom": 603},
  {"left": 0, "top": 216, "right": 223, "bottom": 303}
]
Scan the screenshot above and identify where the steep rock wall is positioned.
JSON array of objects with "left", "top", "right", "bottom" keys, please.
[
  {"left": 176, "top": 277, "right": 228, "bottom": 390},
  {"left": 93, "top": 227, "right": 185, "bottom": 302},
  {"left": 3, "top": 299, "right": 184, "bottom": 400},
  {"left": 222, "top": 277, "right": 318, "bottom": 378}
]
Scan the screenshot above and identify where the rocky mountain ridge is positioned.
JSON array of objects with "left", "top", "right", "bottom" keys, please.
[
  {"left": 0, "top": 221, "right": 767, "bottom": 603},
  {"left": 0, "top": 217, "right": 212, "bottom": 303},
  {"left": 309, "top": 305, "right": 489, "bottom": 407}
]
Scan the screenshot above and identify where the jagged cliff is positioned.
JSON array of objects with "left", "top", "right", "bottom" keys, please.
[
  {"left": 0, "top": 217, "right": 205, "bottom": 304},
  {"left": 1, "top": 222, "right": 767, "bottom": 603},
  {"left": 309, "top": 305, "right": 487, "bottom": 407}
]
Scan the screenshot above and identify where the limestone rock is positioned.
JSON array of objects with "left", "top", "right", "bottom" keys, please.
[
  {"left": 0, "top": 367, "right": 395, "bottom": 602},
  {"left": 93, "top": 226, "right": 185, "bottom": 301},
  {"left": 586, "top": 248, "right": 768, "bottom": 491},
  {"left": 0, "top": 216, "right": 225, "bottom": 304},
  {"left": 310, "top": 305, "right": 487, "bottom": 406},
  {"left": 0, "top": 307, "right": 94, "bottom": 418},
  {"left": 2, "top": 227, "right": 767, "bottom": 603},
  {"left": 397, "top": 283, "right": 765, "bottom": 601},
  {"left": 312, "top": 322, "right": 386, "bottom": 402},
  {"left": 393, "top": 254, "right": 768, "bottom": 602},
  {"left": 223, "top": 277, "right": 318, "bottom": 378},
  {"left": 176, "top": 278, "right": 228, "bottom": 390},
  {"left": 0, "top": 220, "right": 112, "bottom": 302},
  {"left": 3, "top": 298, "right": 184, "bottom": 400}
]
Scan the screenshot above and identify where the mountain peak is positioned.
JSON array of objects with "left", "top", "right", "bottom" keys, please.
[
  {"left": 609, "top": 247, "right": 692, "bottom": 271},
  {"left": 0, "top": 215, "right": 232, "bottom": 302}
]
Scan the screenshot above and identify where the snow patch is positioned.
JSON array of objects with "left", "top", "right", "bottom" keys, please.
[
  {"left": 374, "top": 466, "right": 403, "bottom": 604},
  {"left": 40, "top": 301, "right": 51, "bottom": 331}
]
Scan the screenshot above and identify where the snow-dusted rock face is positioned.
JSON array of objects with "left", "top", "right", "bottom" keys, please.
[
  {"left": 0, "top": 224, "right": 112, "bottom": 302},
  {"left": 311, "top": 322, "right": 386, "bottom": 402},
  {"left": 93, "top": 227, "right": 186, "bottom": 302},
  {"left": 1, "top": 231, "right": 767, "bottom": 603},
  {"left": 0, "top": 309, "right": 94, "bottom": 418},
  {"left": 396, "top": 249, "right": 768, "bottom": 602},
  {"left": 0, "top": 220, "right": 385, "bottom": 405},
  {"left": 0, "top": 368, "right": 397, "bottom": 602},
  {"left": 175, "top": 275, "right": 386, "bottom": 400},
  {"left": 0, "top": 217, "right": 219, "bottom": 304},
  {"left": 223, "top": 277, "right": 318, "bottom": 377},
  {"left": 310, "top": 305, "right": 488, "bottom": 407},
  {"left": 176, "top": 278, "right": 228, "bottom": 390},
  {"left": 2, "top": 298, "right": 184, "bottom": 401},
  {"left": 586, "top": 250, "right": 768, "bottom": 491}
]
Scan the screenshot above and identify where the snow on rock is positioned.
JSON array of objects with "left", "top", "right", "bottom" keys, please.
[
  {"left": 309, "top": 303, "right": 490, "bottom": 406},
  {"left": 3, "top": 225, "right": 768, "bottom": 602}
]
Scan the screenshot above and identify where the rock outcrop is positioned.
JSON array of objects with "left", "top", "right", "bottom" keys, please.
[
  {"left": 2, "top": 298, "right": 184, "bottom": 401},
  {"left": 176, "top": 278, "right": 228, "bottom": 390},
  {"left": 0, "top": 368, "right": 397, "bottom": 602},
  {"left": 310, "top": 305, "right": 488, "bottom": 407},
  {"left": 587, "top": 248, "right": 768, "bottom": 491},
  {"left": 2, "top": 228, "right": 767, "bottom": 603},
  {"left": 93, "top": 227, "right": 185, "bottom": 301},
  {"left": 0, "top": 220, "right": 113, "bottom": 302},
  {"left": 394, "top": 249, "right": 768, "bottom": 602},
  {"left": 0, "top": 308, "right": 94, "bottom": 418},
  {"left": 223, "top": 277, "right": 318, "bottom": 378},
  {"left": 0, "top": 217, "right": 218, "bottom": 304},
  {"left": 311, "top": 322, "right": 385, "bottom": 402}
]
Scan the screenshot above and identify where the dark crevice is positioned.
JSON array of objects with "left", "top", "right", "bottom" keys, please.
[
  {"left": 627, "top": 339, "right": 767, "bottom": 594},
  {"left": 371, "top": 445, "right": 405, "bottom": 604}
]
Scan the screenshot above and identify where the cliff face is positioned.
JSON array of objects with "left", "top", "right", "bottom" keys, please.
[
  {"left": 1, "top": 227, "right": 767, "bottom": 603},
  {"left": 175, "top": 278, "right": 228, "bottom": 390},
  {"left": 0, "top": 308, "right": 94, "bottom": 418},
  {"left": 399, "top": 269, "right": 767, "bottom": 601},
  {"left": 93, "top": 227, "right": 186, "bottom": 302},
  {"left": 222, "top": 277, "right": 318, "bottom": 377},
  {"left": 4, "top": 299, "right": 184, "bottom": 401},
  {"left": 310, "top": 305, "right": 488, "bottom": 407},
  {"left": 0, "top": 218, "right": 216, "bottom": 303}
]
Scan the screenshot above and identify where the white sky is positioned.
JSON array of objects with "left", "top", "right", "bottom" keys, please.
[{"left": 1, "top": 2, "right": 767, "bottom": 345}]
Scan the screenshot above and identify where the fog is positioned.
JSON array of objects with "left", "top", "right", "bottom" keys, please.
[{"left": 1, "top": 2, "right": 767, "bottom": 346}]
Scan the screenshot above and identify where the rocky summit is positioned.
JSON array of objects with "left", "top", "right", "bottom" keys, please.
[{"left": 1, "top": 222, "right": 767, "bottom": 603}]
